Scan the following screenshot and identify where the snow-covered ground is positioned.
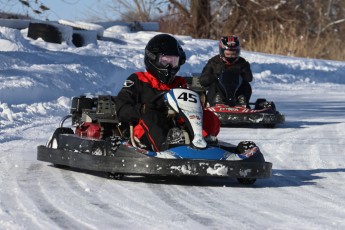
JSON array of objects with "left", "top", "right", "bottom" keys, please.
[{"left": 1, "top": 25, "right": 345, "bottom": 229}]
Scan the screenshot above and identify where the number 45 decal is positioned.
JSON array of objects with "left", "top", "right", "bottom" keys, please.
[{"left": 177, "top": 92, "right": 198, "bottom": 103}]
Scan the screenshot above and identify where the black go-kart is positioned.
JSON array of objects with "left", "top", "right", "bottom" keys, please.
[{"left": 37, "top": 88, "right": 272, "bottom": 184}]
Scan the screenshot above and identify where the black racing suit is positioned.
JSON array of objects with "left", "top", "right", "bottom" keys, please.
[
  {"left": 200, "top": 55, "right": 253, "bottom": 106},
  {"left": 115, "top": 71, "right": 187, "bottom": 152}
]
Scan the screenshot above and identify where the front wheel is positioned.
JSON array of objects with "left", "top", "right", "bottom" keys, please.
[
  {"left": 236, "top": 141, "right": 256, "bottom": 153},
  {"left": 237, "top": 178, "right": 256, "bottom": 185}
]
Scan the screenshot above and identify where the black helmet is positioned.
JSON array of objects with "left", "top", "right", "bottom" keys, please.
[
  {"left": 144, "top": 34, "right": 186, "bottom": 85},
  {"left": 219, "top": 35, "right": 241, "bottom": 63}
]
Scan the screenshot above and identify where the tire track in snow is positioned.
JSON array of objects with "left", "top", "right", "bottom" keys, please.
[
  {"left": 266, "top": 171, "right": 345, "bottom": 228},
  {"left": 219, "top": 120, "right": 345, "bottom": 228},
  {"left": 148, "top": 183, "right": 217, "bottom": 228},
  {"left": 0, "top": 140, "right": 47, "bottom": 229},
  {"left": 49, "top": 170, "right": 169, "bottom": 229},
  {"left": 146, "top": 180, "right": 288, "bottom": 229},
  {"left": 155, "top": 184, "right": 233, "bottom": 227},
  {"left": 258, "top": 123, "right": 345, "bottom": 228},
  {"left": 0, "top": 177, "right": 42, "bottom": 229},
  {"left": 163, "top": 182, "right": 294, "bottom": 229},
  {"left": 177, "top": 185, "right": 260, "bottom": 224},
  {"left": 58, "top": 172, "right": 129, "bottom": 228},
  {"left": 16, "top": 163, "right": 94, "bottom": 229}
]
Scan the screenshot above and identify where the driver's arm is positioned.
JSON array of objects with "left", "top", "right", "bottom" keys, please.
[
  {"left": 241, "top": 61, "right": 253, "bottom": 82},
  {"left": 200, "top": 60, "right": 218, "bottom": 87},
  {"left": 115, "top": 74, "right": 142, "bottom": 123}
]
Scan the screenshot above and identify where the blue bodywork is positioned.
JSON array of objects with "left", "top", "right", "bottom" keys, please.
[{"left": 144, "top": 145, "right": 250, "bottom": 161}]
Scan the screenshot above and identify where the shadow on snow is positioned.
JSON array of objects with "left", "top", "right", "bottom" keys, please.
[{"left": 46, "top": 164, "right": 345, "bottom": 188}]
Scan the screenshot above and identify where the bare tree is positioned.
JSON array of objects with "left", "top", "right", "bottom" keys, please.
[
  {"left": 160, "top": 0, "right": 344, "bottom": 60},
  {"left": 89, "top": 0, "right": 166, "bottom": 22},
  {"left": 190, "top": 0, "right": 211, "bottom": 38},
  {"left": 160, "top": 0, "right": 212, "bottom": 38}
]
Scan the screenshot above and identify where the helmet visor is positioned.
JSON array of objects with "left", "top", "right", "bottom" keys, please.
[{"left": 157, "top": 54, "right": 180, "bottom": 68}]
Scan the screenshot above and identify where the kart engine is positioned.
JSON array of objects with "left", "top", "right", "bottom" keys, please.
[{"left": 70, "top": 95, "right": 119, "bottom": 139}]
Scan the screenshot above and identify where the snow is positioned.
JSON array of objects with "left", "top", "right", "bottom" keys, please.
[
  {"left": 1, "top": 25, "right": 345, "bottom": 229},
  {"left": 58, "top": 20, "right": 105, "bottom": 38}
]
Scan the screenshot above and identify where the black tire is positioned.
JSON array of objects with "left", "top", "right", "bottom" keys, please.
[
  {"left": 236, "top": 141, "right": 257, "bottom": 153},
  {"left": 268, "top": 101, "right": 276, "bottom": 111},
  {"left": 263, "top": 123, "right": 276, "bottom": 128},
  {"left": 255, "top": 99, "right": 276, "bottom": 112},
  {"left": 72, "top": 33, "right": 84, "bottom": 47},
  {"left": 237, "top": 178, "right": 256, "bottom": 185},
  {"left": 254, "top": 98, "right": 267, "bottom": 110},
  {"left": 27, "top": 22, "right": 62, "bottom": 44}
]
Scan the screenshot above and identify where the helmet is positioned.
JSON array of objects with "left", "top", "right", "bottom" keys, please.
[
  {"left": 219, "top": 35, "right": 241, "bottom": 63},
  {"left": 144, "top": 34, "right": 186, "bottom": 85}
]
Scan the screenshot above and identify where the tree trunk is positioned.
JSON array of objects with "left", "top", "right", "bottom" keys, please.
[{"left": 191, "top": 0, "right": 211, "bottom": 38}]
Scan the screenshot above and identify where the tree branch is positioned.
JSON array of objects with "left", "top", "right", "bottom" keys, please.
[{"left": 167, "top": 0, "right": 190, "bottom": 18}]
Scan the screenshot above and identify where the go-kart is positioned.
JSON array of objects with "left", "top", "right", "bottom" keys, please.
[
  {"left": 186, "top": 75, "right": 285, "bottom": 128},
  {"left": 37, "top": 88, "right": 272, "bottom": 184}
]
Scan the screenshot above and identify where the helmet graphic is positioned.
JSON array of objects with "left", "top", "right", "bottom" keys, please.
[
  {"left": 219, "top": 35, "right": 241, "bottom": 63},
  {"left": 144, "top": 34, "right": 186, "bottom": 85}
]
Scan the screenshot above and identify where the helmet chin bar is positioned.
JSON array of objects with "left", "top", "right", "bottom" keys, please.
[
  {"left": 225, "top": 56, "right": 239, "bottom": 63},
  {"left": 155, "top": 65, "right": 179, "bottom": 85}
]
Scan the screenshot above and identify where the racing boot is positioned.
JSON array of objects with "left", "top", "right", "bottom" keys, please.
[
  {"left": 237, "top": 95, "right": 247, "bottom": 107},
  {"left": 165, "top": 127, "right": 185, "bottom": 148},
  {"left": 214, "top": 93, "right": 226, "bottom": 104},
  {"left": 133, "top": 136, "right": 148, "bottom": 149},
  {"left": 204, "top": 135, "right": 218, "bottom": 145}
]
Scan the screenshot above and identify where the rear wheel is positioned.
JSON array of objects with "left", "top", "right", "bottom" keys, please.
[
  {"left": 237, "top": 178, "right": 256, "bottom": 185},
  {"left": 263, "top": 123, "right": 276, "bottom": 128},
  {"left": 255, "top": 99, "right": 276, "bottom": 111},
  {"left": 254, "top": 98, "right": 267, "bottom": 110}
]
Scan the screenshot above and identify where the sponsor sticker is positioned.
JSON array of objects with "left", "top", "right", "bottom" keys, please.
[{"left": 123, "top": 80, "right": 134, "bottom": 87}]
